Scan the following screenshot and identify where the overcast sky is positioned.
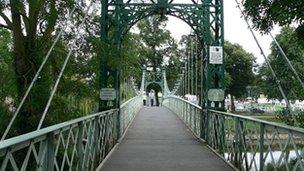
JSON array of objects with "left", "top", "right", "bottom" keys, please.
[{"left": 164, "top": 0, "right": 281, "bottom": 64}]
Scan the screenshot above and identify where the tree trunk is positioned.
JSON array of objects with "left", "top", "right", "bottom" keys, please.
[{"left": 10, "top": 1, "right": 52, "bottom": 135}]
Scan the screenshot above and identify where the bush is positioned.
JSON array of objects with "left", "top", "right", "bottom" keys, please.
[{"left": 276, "top": 109, "right": 304, "bottom": 128}]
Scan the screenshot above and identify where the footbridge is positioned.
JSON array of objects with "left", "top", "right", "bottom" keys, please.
[{"left": 1, "top": 0, "right": 304, "bottom": 171}]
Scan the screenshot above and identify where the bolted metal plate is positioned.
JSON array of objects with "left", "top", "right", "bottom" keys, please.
[
  {"left": 209, "top": 46, "right": 223, "bottom": 64},
  {"left": 100, "top": 88, "right": 116, "bottom": 100},
  {"left": 208, "top": 89, "right": 225, "bottom": 102}
]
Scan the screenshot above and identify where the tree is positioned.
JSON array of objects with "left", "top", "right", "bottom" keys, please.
[
  {"left": 225, "top": 41, "right": 256, "bottom": 111},
  {"left": 242, "top": 0, "right": 304, "bottom": 45},
  {"left": 0, "top": 1, "right": 100, "bottom": 135},
  {"left": 120, "top": 33, "right": 144, "bottom": 102},
  {"left": 257, "top": 27, "right": 304, "bottom": 100},
  {"left": 0, "top": 28, "right": 16, "bottom": 134},
  {"left": 136, "top": 16, "right": 181, "bottom": 105}
]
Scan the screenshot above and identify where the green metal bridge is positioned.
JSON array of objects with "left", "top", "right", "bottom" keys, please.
[{"left": 1, "top": 0, "right": 304, "bottom": 171}]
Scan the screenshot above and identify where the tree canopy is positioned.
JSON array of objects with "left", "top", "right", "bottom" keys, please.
[
  {"left": 243, "top": 0, "right": 304, "bottom": 45},
  {"left": 257, "top": 27, "right": 304, "bottom": 100},
  {"left": 0, "top": 1, "right": 183, "bottom": 137},
  {"left": 0, "top": 1, "right": 100, "bottom": 136},
  {"left": 136, "top": 16, "right": 182, "bottom": 89},
  {"left": 225, "top": 41, "right": 256, "bottom": 99}
]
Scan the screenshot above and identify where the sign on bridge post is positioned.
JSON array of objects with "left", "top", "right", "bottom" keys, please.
[
  {"left": 209, "top": 46, "right": 223, "bottom": 64},
  {"left": 100, "top": 88, "right": 116, "bottom": 107},
  {"left": 207, "top": 89, "right": 225, "bottom": 102},
  {"left": 100, "top": 88, "right": 116, "bottom": 100}
]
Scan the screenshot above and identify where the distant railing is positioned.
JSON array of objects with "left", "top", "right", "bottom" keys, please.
[
  {"left": 163, "top": 96, "right": 304, "bottom": 171},
  {"left": 0, "top": 96, "right": 142, "bottom": 171},
  {"left": 120, "top": 96, "right": 143, "bottom": 137}
]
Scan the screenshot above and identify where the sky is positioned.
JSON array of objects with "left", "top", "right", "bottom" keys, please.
[{"left": 164, "top": 0, "right": 281, "bottom": 64}]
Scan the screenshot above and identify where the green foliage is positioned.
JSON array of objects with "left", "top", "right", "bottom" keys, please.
[
  {"left": 276, "top": 109, "right": 304, "bottom": 128},
  {"left": 0, "top": 28, "right": 16, "bottom": 136},
  {"left": 136, "top": 16, "right": 182, "bottom": 90},
  {"left": 257, "top": 27, "right": 304, "bottom": 100},
  {"left": 0, "top": 29, "right": 15, "bottom": 99},
  {"left": 0, "top": 2, "right": 182, "bottom": 137},
  {"left": 0, "top": 1, "right": 101, "bottom": 136},
  {"left": 224, "top": 41, "right": 256, "bottom": 98},
  {"left": 243, "top": 0, "right": 304, "bottom": 45}
]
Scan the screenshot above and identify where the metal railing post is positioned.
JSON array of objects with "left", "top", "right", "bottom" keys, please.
[
  {"left": 200, "top": 109, "right": 205, "bottom": 139},
  {"left": 259, "top": 123, "right": 265, "bottom": 171},
  {"left": 77, "top": 122, "right": 84, "bottom": 171},
  {"left": 37, "top": 141, "right": 47, "bottom": 171},
  {"left": 117, "top": 109, "right": 121, "bottom": 140},
  {"left": 93, "top": 116, "right": 101, "bottom": 168},
  {"left": 190, "top": 105, "right": 192, "bottom": 127},
  {"left": 83, "top": 119, "right": 94, "bottom": 170},
  {"left": 46, "top": 133, "right": 55, "bottom": 171},
  {"left": 219, "top": 115, "right": 225, "bottom": 155},
  {"left": 37, "top": 132, "right": 55, "bottom": 171},
  {"left": 194, "top": 108, "right": 197, "bottom": 135},
  {"left": 206, "top": 110, "right": 210, "bottom": 142},
  {"left": 234, "top": 117, "right": 241, "bottom": 169}
]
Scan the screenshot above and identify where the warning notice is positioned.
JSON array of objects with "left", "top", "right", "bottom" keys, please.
[
  {"left": 210, "top": 46, "right": 223, "bottom": 64},
  {"left": 100, "top": 88, "right": 116, "bottom": 100}
]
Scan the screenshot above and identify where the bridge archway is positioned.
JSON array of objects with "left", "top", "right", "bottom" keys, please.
[
  {"left": 146, "top": 82, "right": 163, "bottom": 106},
  {"left": 99, "top": 0, "right": 225, "bottom": 112}
]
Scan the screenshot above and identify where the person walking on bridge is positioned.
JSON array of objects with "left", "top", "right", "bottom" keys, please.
[{"left": 149, "top": 90, "right": 156, "bottom": 106}]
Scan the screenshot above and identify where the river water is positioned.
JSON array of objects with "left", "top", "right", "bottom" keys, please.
[{"left": 225, "top": 150, "right": 300, "bottom": 170}]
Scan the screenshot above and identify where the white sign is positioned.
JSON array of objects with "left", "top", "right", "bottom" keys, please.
[
  {"left": 210, "top": 46, "right": 223, "bottom": 64},
  {"left": 100, "top": 88, "right": 116, "bottom": 100},
  {"left": 208, "top": 89, "right": 225, "bottom": 102}
]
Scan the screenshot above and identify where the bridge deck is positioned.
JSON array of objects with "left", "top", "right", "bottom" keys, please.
[{"left": 100, "top": 107, "right": 232, "bottom": 171}]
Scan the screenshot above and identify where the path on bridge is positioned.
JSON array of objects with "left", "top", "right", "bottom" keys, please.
[{"left": 100, "top": 107, "right": 232, "bottom": 171}]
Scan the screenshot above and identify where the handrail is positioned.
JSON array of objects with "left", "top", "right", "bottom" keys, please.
[
  {"left": 120, "top": 96, "right": 142, "bottom": 108},
  {"left": 209, "top": 109, "right": 304, "bottom": 134},
  {"left": 0, "top": 109, "right": 117, "bottom": 151},
  {"left": 0, "top": 95, "right": 143, "bottom": 170},
  {"left": 164, "top": 95, "right": 304, "bottom": 134},
  {"left": 165, "top": 95, "right": 201, "bottom": 109},
  {"left": 0, "top": 96, "right": 142, "bottom": 151},
  {"left": 163, "top": 96, "right": 304, "bottom": 170}
]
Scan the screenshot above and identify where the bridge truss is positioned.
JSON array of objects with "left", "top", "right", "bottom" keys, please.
[{"left": 99, "top": 0, "right": 225, "bottom": 112}]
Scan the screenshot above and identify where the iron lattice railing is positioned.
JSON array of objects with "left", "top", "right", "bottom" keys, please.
[
  {"left": 163, "top": 96, "right": 304, "bottom": 171},
  {"left": 0, "top": 96, "right": 142, "bottom": 171}
]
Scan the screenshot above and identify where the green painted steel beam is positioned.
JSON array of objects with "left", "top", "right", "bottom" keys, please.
[{"left": 99, "top": 0, "right": 225, "bottom": 139}]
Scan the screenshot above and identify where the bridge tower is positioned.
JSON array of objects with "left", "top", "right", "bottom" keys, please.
[
  {"left": 99, "top": 0, "right": 225, "bottom": 136},
  {"left": 143, "top": 67, "right": 164, "bottom": 93}
]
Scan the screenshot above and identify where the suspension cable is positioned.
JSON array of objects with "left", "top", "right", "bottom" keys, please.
[
  {"left": 234, "top": 0, "right": 291, "bottom": 110},
  {"left": 1, "top": 5, "right": 78, "bottom": 141},
  {"left": 37, "top": 2, "right": 94, "bottom": 130},
  {"left": 269, "top": 33, "right": 304, "bottom": 91}
]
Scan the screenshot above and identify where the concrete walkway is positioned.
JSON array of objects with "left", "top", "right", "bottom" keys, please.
[{"left": 100, "top": 107, "right": 233, "bottom": 171}]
